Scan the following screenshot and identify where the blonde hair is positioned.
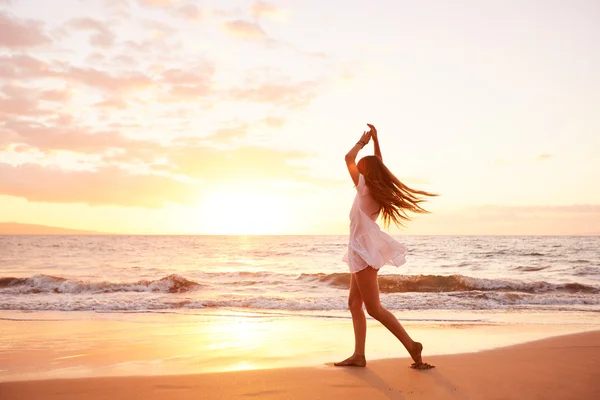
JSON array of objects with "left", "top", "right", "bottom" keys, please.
[{"left": 360, "top": 156, "right": 438, "bottom": 228}]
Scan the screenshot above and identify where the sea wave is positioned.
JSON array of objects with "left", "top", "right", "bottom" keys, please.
[
  {"left": 299, "top": 273, "right": 600, "bottom": 294},
  {"left": 1, "top": 272, "right": 598, "bottom": 296},
  {"left": 0, "top": 274, "right": 201, "bottom": 294}
]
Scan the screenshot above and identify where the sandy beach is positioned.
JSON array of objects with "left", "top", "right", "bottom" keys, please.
[
  {"left": 1, "top": 309, "right": 600, "bottom": 400},
  {"left": 2, "top": 330, "right": 599, "bottom": 399}
]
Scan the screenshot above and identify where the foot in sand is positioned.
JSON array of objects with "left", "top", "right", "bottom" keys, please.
[
  {"left": 334, "top": 354, "right": 366, "bottom": 367},
  {"left": 410, "top": 362, "right": 435, "bottom": 370},
  {"left": 408, "top": 341, "right": 435, "bottom": 370}
]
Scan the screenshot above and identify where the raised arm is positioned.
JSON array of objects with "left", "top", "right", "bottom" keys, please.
[
  {"left": 367, "top": 123, "right": 382, "bottom": 162},
  {"left": 345, "top": 130, "right": 371, "bottom": 187}
]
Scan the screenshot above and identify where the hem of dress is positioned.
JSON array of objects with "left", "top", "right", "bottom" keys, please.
[{"left": 349, "top": 263, "right": 383, "bottom": 274}]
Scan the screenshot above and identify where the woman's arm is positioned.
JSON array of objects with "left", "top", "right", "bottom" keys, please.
[
  {"left": 345, "top": 130, "right": 371, "bottom": 187},
  {"left": 367, "top": 123, "right": 382, "bottom": 161}
]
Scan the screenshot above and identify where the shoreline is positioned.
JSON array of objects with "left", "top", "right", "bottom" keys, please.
[
  {"left": 2, "top": 330, "right": 599, "bottom": 399},
  {"left": 2, "top": 309, "right": 600, "bottom": 384}
]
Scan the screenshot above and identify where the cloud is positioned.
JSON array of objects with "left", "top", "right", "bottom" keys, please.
[
  {"left": 205, "top": 123, "right": 249, "bottom": 142},
  {"left": 251, "top": 2, "right": 282, "bottom": 20},
  {"left": 223, "top": 20, "right": 266, "bottom": 40},
  {"left": 0, "top": 163, "right": 194, "bottom": 208},
  {"left": 0, "top": 54, "right": 49, "bottom": 79},
  {"left": 0, "top": 54, "right": 152, "bottom": 93},
  {"left": 0, "top": 11, "right": 51, "bottom": 48},
  {"left": 0, "top": 84, "right": 54, "bottom": 117},
  {"left": 2, "top": 110, "right": 327, "bottom": 184},
  {"left": 64, "top": 17, "right": 116, "bottom": 48},
  {"left": 230, "top": 80, "right": 318, "bottom": 109},
  {"left": 142, "top": 19, "right": 177, "bottom": 38},
  {"left": 0, "top": 96, "right": 43, "bottom": 117},
  {"left": 39, "top": 89, "right": 71, "bottom": 102},
  {"left": 533, "top": 153, "right": 552, "bottom": 161},
  {"left": 139, "top": 0, "right": 182, "bottom": 6},
  {"left": 104, "top": 0, "right": 130, "bottom": 20},
  {"left": 1, "top": 117, "right": 135, "bottom": 154},
  {"left": 58, "top": 65, "right": 153, "bottom": 93},
  {"left": 171, "top": 3, "right": 202, "bottom": 21},
  {"left": 94, "top": 97, "right": 128, "bottom": 109},
  {"left": 159, "top": 65, "right": 215, "bottom": 99}
]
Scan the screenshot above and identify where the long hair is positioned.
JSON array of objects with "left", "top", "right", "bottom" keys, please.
[{"left": 359, "top": 156, "right": 438, "bottom": 228}]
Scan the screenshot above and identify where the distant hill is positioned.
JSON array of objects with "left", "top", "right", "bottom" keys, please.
[{"left": 0, "top": 222, "right": 110, "bottom": 235}]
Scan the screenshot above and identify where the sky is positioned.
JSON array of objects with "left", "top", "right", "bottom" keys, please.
[{"left": 0, "top": 0, "right": 599, "bottom": 235}]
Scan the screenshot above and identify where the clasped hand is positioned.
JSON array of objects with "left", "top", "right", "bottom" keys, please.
[{"left": 359, "top": 124, "right": 377, "bottom": 145}]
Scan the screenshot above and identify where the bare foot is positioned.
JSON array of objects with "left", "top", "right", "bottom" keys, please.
[
  {"left": 409, "top": 341, "right": 423, "bottom": 364},
  {"left": 408, "top": 341, "right": 435, "bottom": 370},
  {"left": 334, "top": 354, "right": 366, "bottom": 367}
]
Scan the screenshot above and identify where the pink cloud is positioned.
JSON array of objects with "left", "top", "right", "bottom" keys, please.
[
  {"left": 0, "top": 84, "right": 55, "bottom": 117},
  {"left": 113, "top": 54, "right": 136, "bottom": 66},
  {"left": 0, "top": 96, "right": 44, "bottom": 116},
  {"left": 40, "top": 89, "right": 71, "bottom": 102},
  {"left": 104, "top": 0, "right": 130, "bottom": 19},
  {"left": 65, "top": 17, "right": 116, "bottom": 48},
  {"left": 223, "top": 20, "right": 266, "bottom": 40},
  {"left": 94, "top": 97, "right": 128, "bottom": 109},
  {"left": 1, "top": 107, "right": 339, "bottom": 186},
  {"left": 0, "top": 54, "right": 151, "bottom": 93},
  {"left": 1, "top": 117, "right": 134, "bottom": 154},
  {"left": 139, "top": 0, "right": 182, "bottom": 6},
  {"left": 60, "top": 66, "right": 153, "bottom": 92},
  {"left": 123, "top": 38, "right": 174, "bottom": 55},
  {"left": 0, "top": 54, "right": 49, "bottom": 79},
  {"left": 0, "top": 12, "right": 50, "bottom": 48},
  {"left": 230, "top": 81, "right": 318, "bottom": 109},
  {"left": 159, "top": 66, "right": 215, "bottom": 100},
  {"left": 168, "top": 84, "right": 212, "bottom": 99},
  {"left": 142, "top": 19, "right": 177, "bottom": 37},
  {"left": 161, "top": 67, "right": 213, "bottom": 85},
  {"left": 0, "top": 163, "right": 194, "bottom": 208},
  {"left": 171, "top": 3, "right": 202, "bottom": 21}
]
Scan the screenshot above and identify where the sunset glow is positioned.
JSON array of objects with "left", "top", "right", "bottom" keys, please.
[
  {"left": 198, "top": 188, "right": 289, "bottom": 234},
  {"left": 1, "top": 0, "right": 599, "bottom": 235}
]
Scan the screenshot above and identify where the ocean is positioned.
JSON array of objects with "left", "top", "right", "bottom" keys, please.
[{"left": 1, "top": 235, "right": 599, "bottom": 316}]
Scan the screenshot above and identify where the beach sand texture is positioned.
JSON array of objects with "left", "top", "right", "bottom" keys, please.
[{"left": 2, "top": 330, "right": 599, "bottom": 400}]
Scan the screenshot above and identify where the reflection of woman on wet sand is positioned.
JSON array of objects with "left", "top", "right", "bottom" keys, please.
[{"left": 336, "top": 124, "right": 436, "bottom": 370}]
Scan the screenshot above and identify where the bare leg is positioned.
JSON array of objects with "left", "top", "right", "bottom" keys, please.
[
  {"left": 354, "top": 266, "right": 434, "bottom": 369},
  {"left": 334, "top": 273, "right": 367, "bottom": 367}
]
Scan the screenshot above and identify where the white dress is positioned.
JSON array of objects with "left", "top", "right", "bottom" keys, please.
[{"left": 342, "top": 174, "right": 408, "bottom": 273}]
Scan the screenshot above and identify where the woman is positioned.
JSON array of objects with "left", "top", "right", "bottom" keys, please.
[{"left": 335, "top": 124, "right": 436, "bottom": 370}]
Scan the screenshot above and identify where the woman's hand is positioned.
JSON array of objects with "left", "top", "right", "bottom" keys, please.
[
  {"left": 367, "top": 123, "right": 377, "bottom": 140},
  {"left": 367, "top": 123, "right": 382, "bottom": 161},
  {"left": 359, "top": 130, "right": 371, "bottom": 146}
]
